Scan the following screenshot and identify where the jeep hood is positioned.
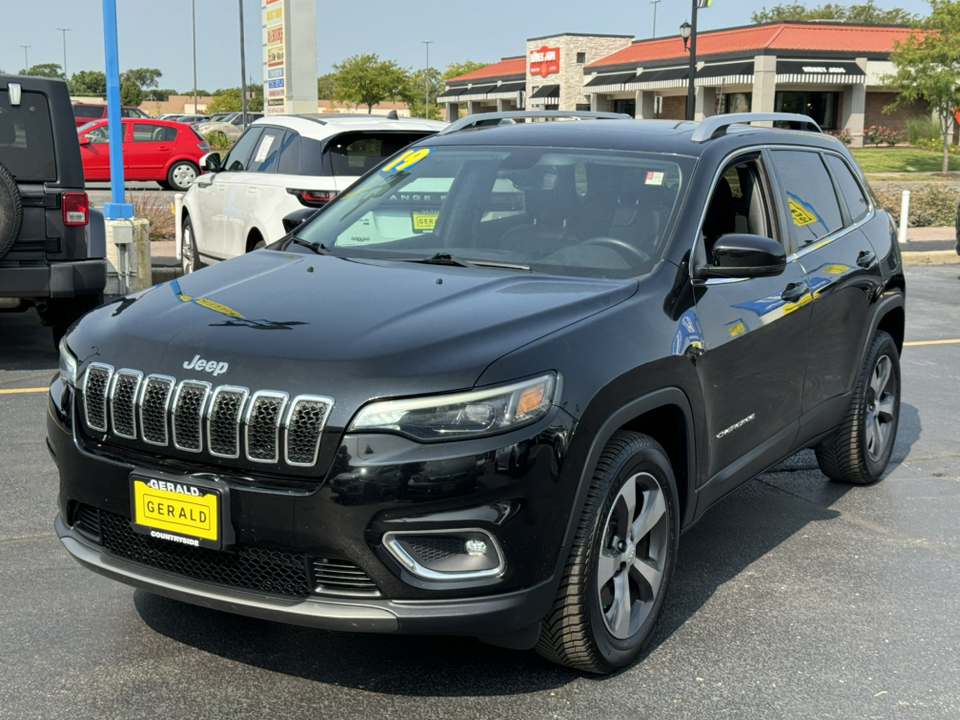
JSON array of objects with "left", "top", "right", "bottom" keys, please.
[{"left": 68, "top": 249, "right": 636, "bottom": 418}]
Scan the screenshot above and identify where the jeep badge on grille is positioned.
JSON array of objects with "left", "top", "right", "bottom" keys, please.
[{"left": 183, "top": 355, "right": 229, "bottom": 376}]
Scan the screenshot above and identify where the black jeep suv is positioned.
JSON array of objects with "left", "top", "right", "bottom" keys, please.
[
  {"left": 0, "top": 75, "right": 106, "bottom": 344},
  {"left": 49, "top": 112, "right": 904, "bottom": 673}
]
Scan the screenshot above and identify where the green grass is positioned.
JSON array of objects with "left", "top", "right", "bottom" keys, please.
[{"left": 851, "top": 147, "right": 960, "bottom": 174}]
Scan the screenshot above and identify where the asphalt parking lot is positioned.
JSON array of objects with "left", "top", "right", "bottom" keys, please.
[{"left": 1, "top": 264, "right": 958, "bottom": 720}]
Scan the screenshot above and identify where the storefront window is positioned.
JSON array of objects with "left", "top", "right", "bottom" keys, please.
[
  {"left": 722, "top": 92, "right": 752, "bottom": 114},
  {"left": 775, "top": 91, "right": 840, "bottom": 131},
  {"left": 614, "top": 99, "right": 636, "bottom": 117}
]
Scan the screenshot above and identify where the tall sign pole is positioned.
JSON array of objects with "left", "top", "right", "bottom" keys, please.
[
  {"left": 423, "top": 41, "right": 432, "bottom": 119},
  {"left": 101, "top": 0, "right": 131, "bottom": 219},
  {"left": 651, "top": 0, "right": 661, "bottom": 38},
  {"left": 239, "top": 0, "right": 248, "bottom": 125},
  {"left": 686, "top": 0, "right": 698, "bottom": 121}
]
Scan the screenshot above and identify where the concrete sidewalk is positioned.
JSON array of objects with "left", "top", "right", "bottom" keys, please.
[{"left": 148, "top": 228, "right": 959, "bottom": 285}]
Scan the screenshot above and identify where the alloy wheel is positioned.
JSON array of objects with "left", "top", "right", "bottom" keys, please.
[{"left": 865, "top": 354, "right": 896, "bottom": 462}]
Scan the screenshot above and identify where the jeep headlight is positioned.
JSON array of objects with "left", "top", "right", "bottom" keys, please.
[
  {"left": 58, "top": 338, "right": 78, "bottom": 387},
  {"left": 349, "top": 373, "right": 558, "bottom": 441}
]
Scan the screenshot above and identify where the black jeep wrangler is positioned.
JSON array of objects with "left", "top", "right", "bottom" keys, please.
[
  {"left": 49, "top": 112, "right": 904, "bottom": 674},
  {"left": 0, "top": 75, "right": 106, "bottom": 344}
]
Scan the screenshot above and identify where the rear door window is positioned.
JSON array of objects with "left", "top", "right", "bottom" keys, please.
[
  {"left": 770, "top": 150, "right": 844, "bottom": 247},
  {"left": 326, "top": 132, "right": 435, "bottom": 177},
  {"left": 132, "top": 123, "right": 178, "bottom": 143},
  {"left": 0, "top": 89, "right": 57, "bottom": 181},
  {"left": 246, "top": 127, "right": 285, "bottom": 173}
]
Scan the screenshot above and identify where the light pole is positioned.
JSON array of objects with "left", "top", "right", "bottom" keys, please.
[
  {"left": 422, "top": 41, "right": 432, "bottom": 119},
  {"left": 56, "top": 28, "right": 71, "bottom": 78},
  {"left": 239, "top": 0, "right": 248, "bottom": 126},
  {"left": 651, "top": 0, "right": 661, "bottom": 38},
  {"left": 191, "top": 0, "right": 198, "bottom": 114},
  {"left": 20, "top": 45, "right": 30, "bottom": 72},
  {"left": 681, "top": 0, "right": 712, "bottom": 122}
]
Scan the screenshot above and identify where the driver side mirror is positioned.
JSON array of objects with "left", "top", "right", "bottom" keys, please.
[
  {"left": 282, "top": 208, "right": 319, "bottom": 234},
  {"left": 78, "top": 135, "right": 91, "bottom": 146},
  {"left": 201, "top": 152, "right": 222, "bottom": 173},
  {"left": 699, "top": 234, "right": 786, "bottom": 279}
]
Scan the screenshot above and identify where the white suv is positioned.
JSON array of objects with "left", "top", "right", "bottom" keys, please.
[{"left": 177, "top": 114, "right": 445, "bottom": 272}]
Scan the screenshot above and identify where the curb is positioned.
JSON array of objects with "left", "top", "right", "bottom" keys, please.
[{"left": 901, "top": 250, "right": 959, "bottom": 266}]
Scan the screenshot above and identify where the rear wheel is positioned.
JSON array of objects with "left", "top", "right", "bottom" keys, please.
[
  {"left": 815, "top": 330, "right": 901, "bottom": 484},
  {"left": 536, "top": 431, "right": 679, "bottom": 673},
  {"left": 167, "top": 161, "right": 199, "bottom": 192}
]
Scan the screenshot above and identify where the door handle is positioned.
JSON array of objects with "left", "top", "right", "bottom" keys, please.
[
  {"left": 857, "top": 250, "right": 877, "bottom": 268},
  {"left": 781, "top": 282, "right": 809, "bottom": 304}
]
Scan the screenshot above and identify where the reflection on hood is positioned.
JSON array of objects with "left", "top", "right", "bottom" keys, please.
[{"left": 170, "top": 279, "right": 308, "bottom": 331}]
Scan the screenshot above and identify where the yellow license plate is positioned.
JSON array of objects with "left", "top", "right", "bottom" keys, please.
[
  {"left": 132, "top": 478, "right": 219, "bottom": 544},
  {"left": 412, "top": 212, "right": 438, "bottom": 231}
]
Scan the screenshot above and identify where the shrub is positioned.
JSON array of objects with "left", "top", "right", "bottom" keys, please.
[
  {"left": 202, "top": 130, "right": 233, "bottom": 151},
  {"left": 905, "top": 115, "right": 941, "bottom": 146},
  {"left": 873, "top": 184, "right": 959, "bottom": 227},
  {"left": 914, "top": 137, "right": 960, "bottom": 154},
  {"left": 828, "top": 128, "right": 853, "bottom": 146},
  {"left": 863, "top": 125, "right": 901, "bottom": 147},
  {"left": 127, "top": 191, "right": 175, "bottom": 242}
]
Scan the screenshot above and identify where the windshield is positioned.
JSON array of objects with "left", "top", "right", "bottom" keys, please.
[{"left": 294, "top": 144, "right": 694, "bottom": 279}]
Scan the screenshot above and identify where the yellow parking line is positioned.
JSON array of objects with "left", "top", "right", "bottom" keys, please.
[
  {"left": 0, "top": 388, "right": 48, "bottom": 395},
  {"left": 904, "top": 339, "right": 960, "bottom": 347}
]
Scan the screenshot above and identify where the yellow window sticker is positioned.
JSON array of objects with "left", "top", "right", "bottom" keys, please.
[
  {"left": 412, "top": 212, "right": 438, "bottom": 231},
  {"left": 382, "top": 148, "right": 432, "bottom": 173},
  {"left": 789, "top": 198, "right": 819, "bottom": 227}
]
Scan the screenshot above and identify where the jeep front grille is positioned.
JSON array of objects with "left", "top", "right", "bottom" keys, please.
[{"left": 79, "top": 364, "right": 333, "bottom": 469}]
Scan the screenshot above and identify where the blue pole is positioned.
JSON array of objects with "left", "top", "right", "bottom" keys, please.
[{"left": 102, "top": 0, "right": 132, "bottom": 220}]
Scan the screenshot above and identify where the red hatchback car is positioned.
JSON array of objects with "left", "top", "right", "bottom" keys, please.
[{"left": 78, "top": 118, "right": 209, "bottom": 191}]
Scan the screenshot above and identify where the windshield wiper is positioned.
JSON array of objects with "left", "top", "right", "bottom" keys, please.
[
  {"left": 395, "top": 253, "right": 531, "bottom": 271},
  {"left": 291, "top": 238, "right": 332, "bottom": 256}
]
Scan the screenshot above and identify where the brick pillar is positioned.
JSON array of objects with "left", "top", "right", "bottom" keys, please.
[{"left": 752, "top": 54, "right": 777, "bottom": 118}]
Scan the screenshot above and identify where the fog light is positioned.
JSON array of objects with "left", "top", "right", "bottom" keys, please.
[
  {"left": 465, "top": 539, "right": 487, "bottom": 556},
  {"left": 383, "top": 529, "right": 505, "bottom": 582}
]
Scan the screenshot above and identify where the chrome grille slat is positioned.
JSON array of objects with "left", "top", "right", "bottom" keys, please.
[
  {"left": 284, "top": 395, "right": 334, "bottom": 467},
  {"left": 207, "top": 386, "right": 249, "bottom": 459},
  {"left": 172, "top": 380, "right": 211, "bottom": 453},
  {"left": 245, "top": 391, "right": 288, "bottom": 463},
  {"left": 312, "top": 557, "right": 379, "bottom": 596},
  {"left": 82, "top": 363, "right": 114, "bottom": 433},
  {"left": 139, "top": 375, "right": 175, "bottom": 446},
  {"left": 110, "top": 370, "right": 143, "bottom": 439},
  {"left": 78, "top": 367, "right": 330, "bottom": 469}
]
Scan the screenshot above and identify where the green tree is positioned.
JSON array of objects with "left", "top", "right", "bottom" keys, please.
[
  {"left": 69, "top": 70, "right": 106, "bottom": 95},
  {"left": 120, "top": 79, "right": 143, "bottom": 107},
  {"left": 121, "top": 67, "right": 162, "bottom": 91},
  {"left": 20, "top": 63, "right": 65, "bottom": 78},
  {"left": 883, "top": 0, "right": 960, "bottom": 173},
  {"left": 144, "top": 88, "right": 176, "bottom": 101},
  {"left": 207, "top": 86, "right": 263, "bottom": 113},
  {"left": 317, "top": 72, "right": 337, "bottom": 101},
  {"left": 332, "top": 54, "right": 409, "bottom": 113},
  {"left": 404, "top": 67, "right": 444, "bottom": 119},
  {"left": 752, "top": 1, "right": 922, "bottom": 24},
  {"left": 442, "top": 60, "right": 490, "bottom": 82}
]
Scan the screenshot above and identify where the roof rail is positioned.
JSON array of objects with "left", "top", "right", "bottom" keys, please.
[
  {"left": 691, "top": 113, "right": 822, "bottom": 143},
  {"left": 438, "top": 110, "right": 631, "bottom": 135}
]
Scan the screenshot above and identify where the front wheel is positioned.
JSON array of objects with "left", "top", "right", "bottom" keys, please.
[
  {"left": 536, "top": 431, "right": 679, "bottom": 673},
  {"left": 815, "top": 330, "right": 901, "bottom": 484},
  {"left": 180, "top": 217, "right": 204, "bottom": 274},
  {"left": 167, "top": 161, "right": 199, "bottom": 192}
]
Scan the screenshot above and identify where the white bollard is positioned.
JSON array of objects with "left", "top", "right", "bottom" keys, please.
[
  {"left": 898, "top": 190, "right": 910, "bottom": 244},
  {"left": 174, "top": 193, "right": 184, "bottom": 261}
]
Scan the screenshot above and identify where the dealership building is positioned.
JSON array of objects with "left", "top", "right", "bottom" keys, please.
[{"left": 438, "top": 22, "right": 928, "bottom": 147}]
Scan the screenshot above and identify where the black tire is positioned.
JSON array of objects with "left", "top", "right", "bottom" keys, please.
[
  {"left": 536, "top": 431, "right": 679, "bottom": 674},
  {"left": 815, "top": 330, "right": 901, "bottom": 485},
  {"left": 0, "top": 161, "right": 23, "bottom": 260},
  {"left": 181, "top": 217, "right": 205, "bottom": 274},
  {"left": 167, "top": 161, "right": 199, "bottom": 192}
]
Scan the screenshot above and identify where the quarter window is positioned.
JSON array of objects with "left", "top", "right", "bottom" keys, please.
[
  {"left": 771, "top": 150, "right": 844, "bottom": 246},
  {"left": 825, "top": 154, "right": 869, "bottom": 223},
  {"left": 132, "top": 123, "right": 177, "bottom": 143},
  {"left": 276, "top": 131, "right": 300, "bottom": 174}
]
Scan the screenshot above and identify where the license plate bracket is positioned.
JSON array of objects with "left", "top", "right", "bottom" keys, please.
[{"left": 130, "top": 471, "right": 232, "bottom": 550}]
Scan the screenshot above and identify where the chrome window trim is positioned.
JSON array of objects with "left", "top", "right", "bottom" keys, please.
[
  {"left": 206, "top": 385, "right": 250, "bottom": 459},
  {"left": 171, "top": 380, "right": 212, "bottom": 453},
  {"left": 109, "top": 369, "right": 143, "bottom": 440},
  {"left": 382, "top": 528, "right": 505, "bottom": 582},
  {"left": 243, "top": 390, "right": 289, "bottom": 464},
  {"left": 138, "top": 375, "right": 176, "bottom": 447},
  {"left": 282, "top": 394, "right": 334, "bottom": 468},
  {"left": 82, "top": 363, "right": 114, "bottom": 433}
]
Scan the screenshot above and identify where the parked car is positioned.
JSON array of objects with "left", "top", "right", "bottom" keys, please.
[
  {"left": 72, "top": 102, "right": 149, "bottom": 128},
  {"left": 178, "top": 114, "right": 444, "bottom": 272},
  {"left": 158, "top": 113, "right": 183, "bottom": 121},
  {"left": 78, "top": 117, "right": 209, "bottom": 191},
  {"left": 174, "top": 114, "right": 209, "bottom": 124},
  {"left": 1, "top": 75, "right": 106, "bottom": 344},
  {"left": 51, "top": 110, "right": 904, "bottom": 674},
  {"left": 195, "top": 112, "right": 263, "bottom": 143},
  {"left": 206, "top": 112, "right": 233, "bottom": 123}
]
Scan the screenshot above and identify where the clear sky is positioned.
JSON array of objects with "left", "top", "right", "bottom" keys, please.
[{"left": 0, "top": 0, "right": 936, "bottom": 93}]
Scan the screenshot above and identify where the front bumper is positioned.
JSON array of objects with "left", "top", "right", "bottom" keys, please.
[
  {"left": 0, "top": 259, "right": 106, "bottom": 298},
  {"left": 49, "top": 377, "right": 579, "bottom": 638}
]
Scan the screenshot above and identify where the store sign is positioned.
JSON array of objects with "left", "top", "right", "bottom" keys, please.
[
  {"left": 530, "top": 46, "right": 560, "bottom": 77},
  {"left": 802, "top": 66, "right": 848, "bottom": 74}
]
